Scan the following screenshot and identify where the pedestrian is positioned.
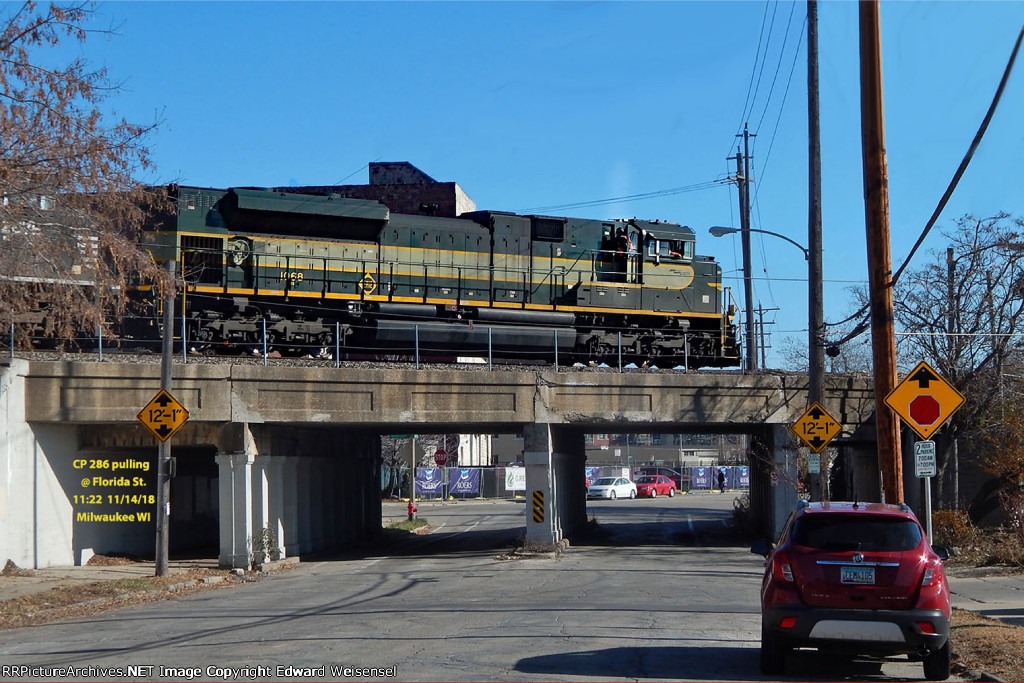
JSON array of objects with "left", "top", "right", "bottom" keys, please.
[{"left": 718, "top": 468, "right": 726, "bottom": 494}]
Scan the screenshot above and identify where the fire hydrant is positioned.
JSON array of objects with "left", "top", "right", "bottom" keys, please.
[{"left": 407, "top": 500, "right": 417, "bottom": 521}]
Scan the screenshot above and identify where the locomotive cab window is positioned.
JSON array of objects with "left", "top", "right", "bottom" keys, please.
[{"left": 648, "top": 238, "right": 692, "bottom": 261}]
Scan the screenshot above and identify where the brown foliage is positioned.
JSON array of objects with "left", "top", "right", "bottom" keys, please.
[{"left": 0, "top": 2, "right": 167, "bottom": 345}]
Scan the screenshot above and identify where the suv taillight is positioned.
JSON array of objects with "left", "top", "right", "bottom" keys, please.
[
  {"left": 921, "top": 559, "right": 944, "bottom": 587},
  {"left": 772, "top": 551, "right": 794, "bottom": 582}
]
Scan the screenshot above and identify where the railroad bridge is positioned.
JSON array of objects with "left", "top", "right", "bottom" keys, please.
[{"left": 0, "top": 359, "right": 879, "bottom": 569}]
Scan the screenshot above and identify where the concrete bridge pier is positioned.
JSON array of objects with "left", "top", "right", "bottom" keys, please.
[
  {"left": 523, "top": 424, "right": 586, "bottom": 548},
  {"left": 215, "top": 425, "right": 382, "bottom": 569}
]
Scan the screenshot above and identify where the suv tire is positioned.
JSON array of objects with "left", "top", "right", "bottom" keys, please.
[
  {"left": 760, "top": 626, "right": 786, "bottom": 675},
  {"left": 923, "top": 640, "right": 951, "bottom": 681}
]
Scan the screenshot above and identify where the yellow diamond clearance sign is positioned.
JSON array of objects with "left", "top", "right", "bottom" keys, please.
[
  {"left": 884, "top": 361, "right": 964, "bottom": 440},
  {"left": 791, "top": 402, "right": 842, "bottom": 452},
  {"left": 137, "top": 389, "right": 189, "bottom": 442}
]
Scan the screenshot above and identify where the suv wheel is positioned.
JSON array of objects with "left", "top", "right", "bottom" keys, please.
[
  {"left": 923, "top": 640, "right": 951, "bottom": 681},
  {"left": 760, "top": 627, "right": 786, "bottom": 676}
]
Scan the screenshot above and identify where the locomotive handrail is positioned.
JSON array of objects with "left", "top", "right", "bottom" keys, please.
[
  {"left": 320, "top": 256, "right": 328, "bottom": 298},
  {"left": 284, "top": 254, "right": 291, "bottom": 298}
]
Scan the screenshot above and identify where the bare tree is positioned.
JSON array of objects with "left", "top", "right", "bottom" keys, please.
[
  {"left": 1, "top": 2, "right": 166, "bottom": 346},
  {"left": 892, "top": 214, "right": 1024, "bottom": 508},
  {"left": 780, "top": 326, "right": 873, "bottom": 374},
  {"left": 380, "top": 436, "right": 412, "bottom": 499}
]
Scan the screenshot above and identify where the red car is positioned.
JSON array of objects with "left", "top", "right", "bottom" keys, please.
[
  {"left": 751, "top": 501, "right": 952, "bottom": 680},
  {"left": 635, "top": 475, "right": 676, "bottom": 498}
]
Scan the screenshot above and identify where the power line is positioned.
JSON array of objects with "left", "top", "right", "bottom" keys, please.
[
  {"left": 736, "top": 0, "right": 774, "bottom": 141},
  {"left": 753, "top": 0, "right": 801, "bottom": 134},
  {"left": 825, "top": 24, "right": 1024, "bottom": 349},
  {"left": 514, "top": 179, "right": 728, "bottom": 215}
]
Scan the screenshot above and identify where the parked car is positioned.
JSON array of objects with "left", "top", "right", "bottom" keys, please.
[
  {"left": 587, "top": 477, "right": 636, "bottom": 500},
  {"left": 634, "top": 466, "right": 690, "bottom": 492},
  {"left": 750, "top": 501, "right": 952, "bottom": 680},
  {"left": 635, "top": 475, "right": 676, "bottom": 498}
]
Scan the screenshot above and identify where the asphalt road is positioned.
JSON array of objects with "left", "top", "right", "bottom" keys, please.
[{"left": 0, "top": 494, "right": 955, "bottom": 682}]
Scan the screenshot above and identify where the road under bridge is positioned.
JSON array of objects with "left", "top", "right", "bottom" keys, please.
[{"left": 0, "top": 359, "right": 880, "bottom": 569}]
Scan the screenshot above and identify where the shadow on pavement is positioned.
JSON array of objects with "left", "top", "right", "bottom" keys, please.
[{"left": 516, "top": 646, "right": 918, "bottom": 681}]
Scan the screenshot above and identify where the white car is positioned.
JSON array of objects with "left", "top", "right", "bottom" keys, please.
[{"left": 587, "top": 476, "right": 637, "bottom": 500}]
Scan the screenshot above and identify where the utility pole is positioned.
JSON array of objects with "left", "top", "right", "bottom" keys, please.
[
  {"left": 807, "top": 0, "right": 827, "bottom": 501},
  {"left": 859, "top": 0, "right": 903, "bottom": 503},
  {"left": 155, "top": 260, "right": 174, "bottom": 576},
  {"left": 733, "top": 124, "right": 757, "bottom": 371}
]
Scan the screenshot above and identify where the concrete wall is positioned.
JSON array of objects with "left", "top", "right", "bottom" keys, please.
[{"left": 1, "top": 360, "right": 80, "bottom": 568}]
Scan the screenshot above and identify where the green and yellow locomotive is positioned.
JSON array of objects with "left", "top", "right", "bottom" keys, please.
[{"left": 144, "top": 184, "right": 739, "bottom": 368}]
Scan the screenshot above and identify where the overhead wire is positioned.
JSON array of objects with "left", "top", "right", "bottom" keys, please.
[
  {"left": 737, "top": 0, "right": 776, "bottom": 138},
  {"left": 514, "top": 179, "right": 729, "bottom": 215},
  {"left": 753, "top": 0, "right": 800, "bottom": 135},
  {"left": 825, "top": 24, "right": 1024, "bottom": 349},
  {"left": 721, "top": 5, "right": 807, "bottom": 346}
]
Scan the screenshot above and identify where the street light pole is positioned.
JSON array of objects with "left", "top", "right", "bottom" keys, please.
[{"left": 711, "top": 224, "right": 827, "bottom": 498}]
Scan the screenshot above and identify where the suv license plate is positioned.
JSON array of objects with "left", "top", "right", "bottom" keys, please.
[{"left": 841, "top": 566, "right": 876, "bottom": 584}]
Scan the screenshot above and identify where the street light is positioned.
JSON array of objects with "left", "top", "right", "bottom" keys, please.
[
  {"left": 709, "top": 226, "right": 809, "bottom": 260},
  {"left": 709, "top": 224, "right": 827, "bottom": 499}
]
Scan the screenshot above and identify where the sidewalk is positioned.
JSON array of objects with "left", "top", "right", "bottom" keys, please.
[{"left": 949, "top": 570, "right": 1024, "bottom": 626}]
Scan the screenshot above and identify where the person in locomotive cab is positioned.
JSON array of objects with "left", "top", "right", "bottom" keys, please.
[{"left": 614, "top": 228, "right": 630, "bottom": 282}]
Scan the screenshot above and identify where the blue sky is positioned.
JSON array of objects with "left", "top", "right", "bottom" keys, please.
[{"left": 77, "top": 1, "right": 1024, "bottom": 368}]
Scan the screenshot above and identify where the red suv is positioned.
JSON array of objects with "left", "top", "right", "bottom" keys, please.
[{"left": 751, "top": 501, "right": 952, "bottom": 680}]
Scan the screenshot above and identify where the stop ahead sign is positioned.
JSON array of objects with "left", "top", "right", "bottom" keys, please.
[
  {"left": 884, "top": 361, "right": 965, "bottom": 440},
  {"left": 433, "top": 448, "right": 448, "bottom": 466}
]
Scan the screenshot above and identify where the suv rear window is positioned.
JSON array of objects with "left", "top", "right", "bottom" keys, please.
[{"left": 792, "top": 515, "right": 922, "bottom": 552}]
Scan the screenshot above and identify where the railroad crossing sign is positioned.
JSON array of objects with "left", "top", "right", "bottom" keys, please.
[
  {"left": 791, "top": 402, "right": 842, "bottom": 452},
  {"left": 137, "top": 389, "right": 189, "bottom": 442},
  {"left": 884, "top": 361, "right": 965, "bottom": 440}
]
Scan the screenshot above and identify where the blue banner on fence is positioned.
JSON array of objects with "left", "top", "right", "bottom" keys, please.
[
  {"left": 448, "top": 468, "right": 481, "bottom": 495},
  {"left": 415, "top": 468, "right": 444, "bottom": 496},
  {"left": 690, "top": 467, "right": 712, "bottom": 489},
  {"left": 737, "top": 466, "right": 750, "bottom": 488}
]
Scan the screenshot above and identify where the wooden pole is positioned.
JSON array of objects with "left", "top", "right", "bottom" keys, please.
[{"left": 859, "top": 0, "right": 903, "bottom": 503}]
